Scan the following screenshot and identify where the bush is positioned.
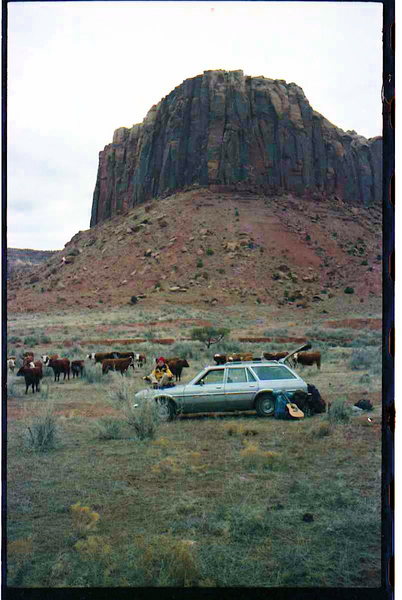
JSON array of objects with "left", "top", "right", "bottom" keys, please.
[
  {"left": 108, "top": 377, "right": 160, "bottom": 440},
  {"left": 206, "top": 248, "right": 214, "bottom": 256},
  {"left": 196, "top": 259, "right": 204, "bottom": 268},
  {"left": 83, "top": 363, "right": 103, "bottom": 384},
  {"left": 24, "top": 406, "right": 59, "bottom": 452},
  {"left": 349, "top": 347, "right": 381, "bottom": 372},
  {"left": 136, "top": 534, "right": 200, "bottom": 586},
  {"left": 344, "top": 287, "right": 355, "bottom": 294},
  {"left": 328, "top": 399, "right": 351, "bottom": 424},
  {"left": 7, "top": 375, "right": 24, "bottom": 398},
  {"left": 96, "top": 418, "right": 123, "bottom": 440},
  {"left": 125, "top": 397, "right": 161, "bottom": 441},
  {"left": 23, "top": 336, "right": 38, "bottom": 346},
  {"left": 190, "top": 326, "right": 230, "bottom": 348}
]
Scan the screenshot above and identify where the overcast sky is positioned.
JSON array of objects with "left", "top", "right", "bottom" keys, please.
[{"left": 7, "top": 1, "right": 383, "bottom": 250}]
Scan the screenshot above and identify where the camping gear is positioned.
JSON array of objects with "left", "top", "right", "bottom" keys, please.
[{"left": 286, "top": 403, "right": 304, "bottom": 419}]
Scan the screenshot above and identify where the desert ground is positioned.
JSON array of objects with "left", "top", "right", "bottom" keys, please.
[{"left": 6, "top": 297, "right": 383, "bottom": 588}]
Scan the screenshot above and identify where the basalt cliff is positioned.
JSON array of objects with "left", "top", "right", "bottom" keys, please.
[{"left": 90, "top": 69, "right": 382, "bottom": 227}]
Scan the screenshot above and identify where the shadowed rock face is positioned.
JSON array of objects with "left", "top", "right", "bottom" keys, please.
[{"left": 90, "top": 69, "right": 382, "bottom": 227}]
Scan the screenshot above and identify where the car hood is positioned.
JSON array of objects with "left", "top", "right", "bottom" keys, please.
[{"left": 135, "top": 384, "right": 187, "bottom": 400}]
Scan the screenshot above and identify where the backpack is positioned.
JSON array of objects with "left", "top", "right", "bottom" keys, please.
[{"left": 274, "top": 392, "right": 291, "bottom": 419}]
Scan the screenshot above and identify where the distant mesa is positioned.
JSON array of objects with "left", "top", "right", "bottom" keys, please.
[{"left": 90, "top": 69, "right": 382, "bottom": 227}]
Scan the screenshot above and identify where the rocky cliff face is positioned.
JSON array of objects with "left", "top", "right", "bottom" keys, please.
[{"left": 90, "top": 70, "right": 382, "bottom": 227}]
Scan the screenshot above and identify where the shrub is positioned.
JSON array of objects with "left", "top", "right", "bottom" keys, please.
[
  {"left": 239, "top": 442, "right": 281, "bottom": 471},
  {"left": 96, "top": 418, "right": 123, "bottom": 440},
  {"left": 24, "top": 406, "right": 59, "bottom": 452},
  {"left": 8, "top": 336, "right": 22, "bottom": 344},
  {"left": 328, "top": 399, "right": 351, "bottom": 424},
  {"left": 190, "top": 326, "right": 230, "bottom": 348},
  {"left": 70, "top": 503, "right": 100, "bottom": 536},
  {"left": 196, "top": 259, "right": 204, "bottom": 268},
  {"left": 206, "top": 248, "right": 214, "bottom": 256},
  {"left": 83, "top": 363, "right": 103, "bottom": 384},
  {"left": 136, "top": 534, "right": 200, "bottom": 586},
  {"left": 7, "top": 375, "right": 24, "bottom": 398},
  {"left": 234, "top": 208, "right": 239, "bottom": 217},
  {"left": 40, "top": 334, "right": 52, "bottom": 344},
  {"left": 344, "top": 287, "right": 355, "bottom": 294},
  {"left": 310, "top": 422, "right": 332, "bottom": 438},
  {"left": 108, "top": 378, "right": 160, "bottom": 441},
  {"left": 124, "top": 397, "right": 161, "bottom": 441},
  {"left": 23, "top": 336, "right": 38, "bottom": 346},
  {"left": 349, "top": 347, "right": 381, "bottom": 372}
]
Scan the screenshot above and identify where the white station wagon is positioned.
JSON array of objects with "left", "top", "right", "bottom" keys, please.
[{"left": 134, "top": 359, "right": 309, "bottom": 420}]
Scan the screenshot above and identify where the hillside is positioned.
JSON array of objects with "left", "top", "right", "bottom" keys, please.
[
  {"left": 7, "top": 248, "right": 59, "bottom": 280},
  {"left": 7, "top": 188, "right": 382, "bottom": 314}
]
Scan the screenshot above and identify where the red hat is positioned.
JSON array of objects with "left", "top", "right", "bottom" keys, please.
[{"left": 157, "top": 356, "right": 166, "bottom": 363}]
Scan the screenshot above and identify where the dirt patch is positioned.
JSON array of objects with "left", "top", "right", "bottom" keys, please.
[{"left": 324, "top": 319, "right": 382, "bottom": 330}]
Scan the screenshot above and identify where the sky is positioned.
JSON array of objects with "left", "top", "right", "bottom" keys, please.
[{"left": 7, "top": 1, "right": 383, "bottom": 250}]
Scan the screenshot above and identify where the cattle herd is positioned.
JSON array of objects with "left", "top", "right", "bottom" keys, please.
[{"left": 7, "top": 348, "right": 322, "bottom": 395}]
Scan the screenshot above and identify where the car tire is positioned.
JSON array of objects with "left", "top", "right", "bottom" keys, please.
[
  {"left": 155, "top": 396, "right": 177, "bottom": 421},
  {"left": 255, "top": 393, "right": 275, "bottom": 417}
]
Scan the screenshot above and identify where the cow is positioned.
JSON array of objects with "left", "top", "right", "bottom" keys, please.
[
  {"left": 101, "top": 357, "right": 134, "bottom": 375},
  {"left": 114, "top": 351, "right": 135, "bottom": 360},
  {"left": 262, "top": 351, "right": 289, "bottom": 361},
  {"left": 71, "top": 360, "right": 85, "bottom": 378},
  {"left": 166, "top": 357, "right": 190, "bottom": 382},
  {"left": 228, "top": 352, "right": 253, "bottom": 362},
  {"left": 135, "top": 353, "right": 147, "bottom": 367},
  {"left": 7, "top": 357, "right": 16, "bottom": 373},
  {"left": 293, "top": 351, "right": 321, "bottom": 370},
  {"left": 214, "top": 354, "right": 227, "bottom": 365},
  {"left": 16, "top": 365, "right": 43, "bottom": 394},
  {"left": 41, "top": 354, "right": 59, "bottom": 366},
  {"left": 48, "top": 358, "right": 71, "bottom": 381},
  {"left": 26, "top": 360, "right": 43, "bottom": 376},
  {"left": 87, "top": 352, "right": 118, "bottom": 363},
  {"left": 22, "top": 351, "right": 34, "bottom": 364}
]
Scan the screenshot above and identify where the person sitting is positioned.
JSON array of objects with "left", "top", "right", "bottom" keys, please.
[{"left": 143, "top": 357, "right": 174, "bottom": 388}]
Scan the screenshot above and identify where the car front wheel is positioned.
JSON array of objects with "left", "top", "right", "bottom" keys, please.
[
  {"left": 255, "top": 394, "right": 275, "bottom": 417},
  {"left": 155, "top": 396, "right": 177, "bottom": 421}
]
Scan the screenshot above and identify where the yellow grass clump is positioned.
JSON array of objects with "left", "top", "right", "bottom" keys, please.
[
  {"left": 240, "top": 442, "right": 281, "bottom": 470},
  {"left": 70, "top": 503, "right": 100, "bottom": 534}
]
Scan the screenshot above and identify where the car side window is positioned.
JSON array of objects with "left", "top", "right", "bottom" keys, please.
[
  {"left": 197, "top": 369, "right": 224, "bottom": 385},
  {"left": 251, "top": 366, "right": 298, "bottom": 380},
  {"left": 246, "top": 368, "right": 257, "bottom": 382},
  {"left": 226, "top": 368, "right": 248, "bottom": 383}
]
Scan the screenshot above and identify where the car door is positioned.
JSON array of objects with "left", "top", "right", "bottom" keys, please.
[
  {"left": 224, "top": 367, "right": 257, "bottom": 411},
  {"left": 183, "top": 368, "right": 226, "bottom": 413}
]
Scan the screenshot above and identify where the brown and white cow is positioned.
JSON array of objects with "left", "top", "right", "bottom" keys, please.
[
  {"left": 7, "top": 357, "right": 16, "bottom": 373},
  {"left": 135, "top": 353, "right": 147, "bottom": 367},
  {"left": 41, "top": 354, "right": 59, "bottom": 366},
  {"left": 214, "top": 354, "right": 227, "bottom": 365},
  {"left": 87, "top": 352, "right": 118, "bottom": 363},
  {"left": 293, "top": 352, "right": 321, "bottom": 370}
]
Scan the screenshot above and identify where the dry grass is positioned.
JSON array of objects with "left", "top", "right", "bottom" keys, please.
[{"left": 6, "top": 304, "right": 383, "bottom": 587}]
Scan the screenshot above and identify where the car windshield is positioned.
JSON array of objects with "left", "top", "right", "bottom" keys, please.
[{"left": 251, "top": 365, "right": 297, "bottom": 380}]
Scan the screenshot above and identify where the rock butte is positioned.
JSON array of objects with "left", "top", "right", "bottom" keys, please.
[{"left": 90, "top": 69, "right": 382, "bottom": 227}]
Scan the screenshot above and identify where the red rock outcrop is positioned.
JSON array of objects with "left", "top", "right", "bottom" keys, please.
[{"left": 89, "top": 69, "right": 382, "bottom": 226}]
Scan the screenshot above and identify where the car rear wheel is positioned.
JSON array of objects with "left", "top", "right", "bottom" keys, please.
[
  {"left": 155, "top": 396, "right": 177, "bottom": 421},
  {"left": 255, "top": 393, "right": 275, "bottom": 417}
]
